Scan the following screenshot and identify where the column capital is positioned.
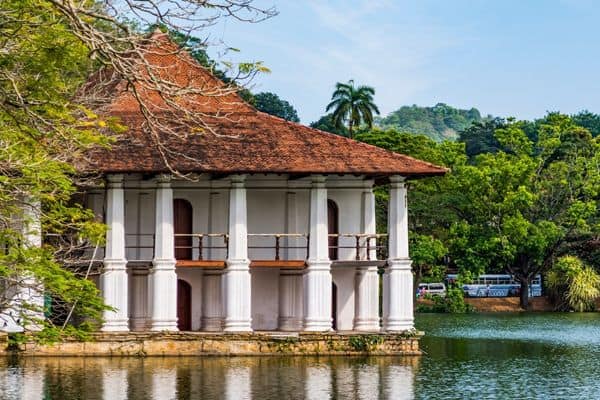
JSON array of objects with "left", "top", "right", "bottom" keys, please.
[
  {"left": 229, "top": 174, "right": 247, "bottom": 186},
  {"left": 389, "top": 175, "right": 407, "bottom": 187},
  {"left": 362, "top": 179, "right": 375, "bottom": 191},
  {"left": 155, "top": 173, "right": 172, "bottom": 185},
  {"left": 106, "top": 174, "right": 124, "bottom": 187},
  {"left": 387, "top": 258, "right": 412, "bottom": 270},
  {"left": 310, "top": 175, "right": 327, "bottom": 187}
]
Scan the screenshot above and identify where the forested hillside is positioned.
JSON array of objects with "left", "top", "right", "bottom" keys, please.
[{"left": 376, "top": 103, "right": 488, "bottom": 141}]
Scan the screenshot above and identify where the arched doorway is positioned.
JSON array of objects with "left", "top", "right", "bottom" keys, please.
[
  {"left": 332, "top": 282, "right": 338, "bottom": 330},
  {"left": 177, "top": 279, "right": 192, "bottom": 331},
  {"left": 174, "top": 199, "right": 193, "bottom": 260},
  {"left": 327, "top": 199, "right": 339, "bottom": 260}
]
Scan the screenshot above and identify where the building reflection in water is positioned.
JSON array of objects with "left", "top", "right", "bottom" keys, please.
[{"left": 0, "top": 355, "right": 419, "bottom": 400}]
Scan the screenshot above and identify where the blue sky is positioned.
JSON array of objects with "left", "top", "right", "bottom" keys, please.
[{"left": 206, "top": 0, "right": 600, "bottom": 124}]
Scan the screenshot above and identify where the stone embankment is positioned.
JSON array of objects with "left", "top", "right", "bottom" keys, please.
[{"left": 0, "top": 331, "right": 422, "bottom": 356}]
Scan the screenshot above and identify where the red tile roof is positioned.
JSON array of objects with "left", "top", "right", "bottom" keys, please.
[{"left": 79, "top": 33, "right": 447, "bottom": 179}]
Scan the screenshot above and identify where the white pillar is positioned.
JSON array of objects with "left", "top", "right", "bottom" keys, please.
[
  {"left": 303, "top": 175, "right": 332, "bottom": 331},
  {"left": 354, "top": 185, "right": 380, "bottom": 331},
  {"left": 149, "top": 174, "right": 178, "bottom": 331},
  {"left": 278, "top": 271, "right": 303, "bottom": 331},
  {"left": 222, "top": 175, "right": 252, "bottom": 332},
  {"left": 16, "top": 199, "right": 45, "bottom": 331},
  {"left": 383, "top": 176, "right": 414, "bottom": 331},
  {"left": 353, "top": 267, "right": 380, "bottom": 331},
  {"left": 101, "top": 174, "right": 129, "bottom": 331},
  {"left": 202, "top": 272, "right": 223, "bottom": 331}
]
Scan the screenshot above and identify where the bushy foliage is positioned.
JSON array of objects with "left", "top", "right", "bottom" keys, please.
[
  {"left": 358, "top": 113, "right": 600, "bottom": 310},
  {"left": 253, "top": 92, "right": 300, "bottom": 122},
  {"left": 417, "top": 287, "right": 472, "bottom": 314},
  {"left": 310, "top": 113, "right": 349, "bottom": 136},
  {"left": 546, "top": 256, "right": 600, "bottom": 312}
]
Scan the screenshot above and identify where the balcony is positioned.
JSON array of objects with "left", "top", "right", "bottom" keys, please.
[{"left": 47, "top": 233, "right": 388, "bottom": 270}]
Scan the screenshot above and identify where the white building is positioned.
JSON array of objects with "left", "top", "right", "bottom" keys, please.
[{"left": 10, "top": 33, "right": 446, "bottom": 333}]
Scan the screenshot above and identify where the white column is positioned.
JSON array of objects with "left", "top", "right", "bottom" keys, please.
[
  {"left": 354, "top": 185, "right": 380, "bottom": 331},
  {"left": 278, "top": 271, "right": 303, "bottom": 331},
  {"left": 202, "top": 272, "right": 223, "bottom": 331},
  {"left": 149, "top": 174, "right": 178, "bottom": 331},
  {"left": 383, "top": 176, "right": 414, "bottom": 331},
  {"left": 222, "top": 175, "right": 252, "bottom": 332},
  {"left": 101, "top": 174, "right": 129, "bottom": 331},
  {"left": 303, "top": 175, "right": 332, "bottom": 331},
  {"left": 17, "top": 199, "right": 45, "bottom": 331}
]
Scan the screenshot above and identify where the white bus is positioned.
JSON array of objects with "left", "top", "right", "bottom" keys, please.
[{"left": 446, "top": 274, "right": 542, "bottom": 298}]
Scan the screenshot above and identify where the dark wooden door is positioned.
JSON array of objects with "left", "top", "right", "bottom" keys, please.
[
  {"left": 174, "top": 199, "right": 193, "bottom": 260},
  {"left": 328, "top": 200, "right": 339, "bottom": 260},
  {"left": 332, "top": 282, "right": 338, "bottom": 330},
  {"left": 177, "top": 279, "right": 192, "bottom": 331}
]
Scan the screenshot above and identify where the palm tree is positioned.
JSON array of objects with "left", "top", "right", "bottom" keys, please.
[{"left": 326, "top": 80, "right": 380, "bottom": 138}]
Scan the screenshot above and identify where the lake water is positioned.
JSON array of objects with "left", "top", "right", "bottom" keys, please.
[{"left": 2, "top": 313, "right": 600, "bottom": 399}]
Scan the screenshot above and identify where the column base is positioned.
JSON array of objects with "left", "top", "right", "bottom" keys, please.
[
  {"left": 303, "top": 318, "right": 333, "bottom": 332},
  {"left": 223, "top": 320, "right": 253, "bottom": 332},
  {"left": 383, "top": 317, "right": 414, "bottom": 332},
  {"left": 130, "top": 317, "right": 147, "bottom": 332},
  {"left": 201, "top": 317, "right": 223, "bottom": 332},
  {"left": 278, "top": 317, "right": 303, "bottom": 331},
  {"left": 149, "top": 319, "right": 178, "bottom": 332},
  {"left": 353, "top": 318, "right": 381, "bottom": 332},
  {"left": 101, "top": 320, "right": 130, "bottom": 332}
]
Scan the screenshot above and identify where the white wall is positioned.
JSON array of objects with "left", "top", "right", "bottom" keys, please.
[
  {"left": 332, "top": 268, "right": 356, "bottom": 330},
  {"left": 251, "top": 269, "right": 279, "bottom": 330}
]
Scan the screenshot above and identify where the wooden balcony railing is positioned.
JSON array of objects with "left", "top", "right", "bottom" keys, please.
[{"left": 45, "top": 232, "right": 389, "bottom": 269}]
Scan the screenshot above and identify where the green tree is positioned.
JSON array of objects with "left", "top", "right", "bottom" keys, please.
[
  {"left": 310, "top": 114, "right": 349, "bottom": 136},
  {"left": 326, "top": 80, "right": 379, "bottom": 138},
  {"left": 447, "top": 114, "right": 599, "bottom": 309},
  {"left": 0, "top": 0, "right": 112, "bottom": 336},
  {"left": 572, "top": 110, "right": 600, "bottom": 137},
  {"left": 458, "top": 118, "right": 507, "bottom": 157},
  {"left": 254, "top": 92, "right": 300, "bottom": 122}
]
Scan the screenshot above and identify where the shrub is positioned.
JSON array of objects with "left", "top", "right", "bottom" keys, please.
[{"left": 546, "top": 256, "right": 600, "bottom": 312}]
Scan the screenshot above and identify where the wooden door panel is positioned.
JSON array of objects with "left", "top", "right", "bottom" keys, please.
[
  {"left": 328, "top": 200, "right": 338, "bottom": 260},
  {"left": 174, "top": 199, "right": 193, "bottom": 260},
  {"left": 177, "top": 279, "right": 192, "bottom": 331}
]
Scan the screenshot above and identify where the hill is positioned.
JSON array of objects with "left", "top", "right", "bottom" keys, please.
[{"left": 376, "top": 103, "right": 488, "bottom": 141}]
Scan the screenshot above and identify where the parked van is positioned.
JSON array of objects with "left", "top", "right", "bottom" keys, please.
[{"left": 417, "top": 282, "right": 446, "bottom": 297}]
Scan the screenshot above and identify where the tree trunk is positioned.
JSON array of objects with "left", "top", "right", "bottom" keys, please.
[
  {"left": 348, "top": 120, "right": 354, "bottom": 139},
  {"left": 519, "top": 279, "right": 530, "bottom": 310}
]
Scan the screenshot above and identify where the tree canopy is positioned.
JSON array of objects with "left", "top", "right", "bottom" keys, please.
[
  {"left": 253, "top": 92, "right": 300, "bottom": 122},
  {"left": 357, "top": 113, "right": 600, "bottom": 309}
]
